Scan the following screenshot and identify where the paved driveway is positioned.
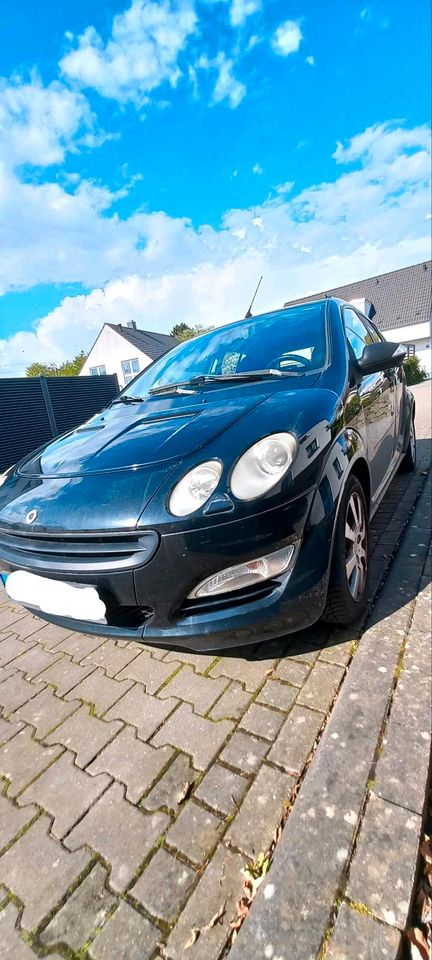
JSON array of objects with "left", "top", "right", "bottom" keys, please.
[{"left": 0, "top": 382, "right": 430, "bottom": 960}]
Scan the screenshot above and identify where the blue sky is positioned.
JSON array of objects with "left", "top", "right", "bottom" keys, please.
[{"left": 0, "top": 0, "right": 430, "bottom": 374}]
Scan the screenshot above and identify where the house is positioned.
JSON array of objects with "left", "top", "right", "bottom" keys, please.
[
  {"left": 80, "top": 322, "right": 178, "bottom": 388},
  {"left": 284, "top": 260, "right": 432, "bottom": 375}
]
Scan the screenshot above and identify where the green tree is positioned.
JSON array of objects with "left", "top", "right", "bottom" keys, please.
[
  {"left": 170, "top": 323, "right": 213, "bottom": 342},
  {"left": 403, "top": 355, "right": 428, "bottom": 386},
  {"left": 26, "top": 350, "right": 88, "bottom": 378}
]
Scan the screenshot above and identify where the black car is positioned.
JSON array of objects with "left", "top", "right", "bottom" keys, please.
[{"left": 0, "top": 298, "right": 415, "bottom": 651}]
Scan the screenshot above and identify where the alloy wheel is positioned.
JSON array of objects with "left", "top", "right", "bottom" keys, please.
[{"left": 344, "top": 491, "right": 367, "bottom": 601}]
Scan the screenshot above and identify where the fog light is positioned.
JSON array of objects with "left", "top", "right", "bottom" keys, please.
[{"left": 188, "top": 543, "right": 297, "bottom": 600}]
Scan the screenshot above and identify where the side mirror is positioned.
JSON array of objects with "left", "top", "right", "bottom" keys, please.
[{"left": 357, "top": 341, "right": 406, "bottom": 375}]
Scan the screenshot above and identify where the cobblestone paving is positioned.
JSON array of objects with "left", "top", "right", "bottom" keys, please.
[{"left": 0, "top": 384, "right": 430, "bottom": 959}]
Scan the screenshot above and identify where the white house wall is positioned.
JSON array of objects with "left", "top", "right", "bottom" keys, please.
[
  {"left": 80, "top": 326, "right": 152, "bottom": 387},
  {"left": 383, "top": 321, "right": 431, "bottom": 375}
]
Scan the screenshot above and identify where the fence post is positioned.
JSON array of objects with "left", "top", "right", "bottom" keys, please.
[{"left": 39, "top": 377, "right": 58, "bottom": 438}]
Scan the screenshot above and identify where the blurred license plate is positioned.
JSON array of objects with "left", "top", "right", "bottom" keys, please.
[{"left": 4, "top": 570, "right": 106, "bottom": 622}]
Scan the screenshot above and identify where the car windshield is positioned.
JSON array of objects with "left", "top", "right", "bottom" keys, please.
[{"left": 121, "top": 301, "right": 328, "bottom": 399}]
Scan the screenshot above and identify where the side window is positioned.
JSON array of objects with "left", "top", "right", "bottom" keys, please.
[
  {"left": 344, "top": 308, "right": 371, "bottom": 362},
  {"left": 365, "top": 320, "right": 382, "bottom": 344}
]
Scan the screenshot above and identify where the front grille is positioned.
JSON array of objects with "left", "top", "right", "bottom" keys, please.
[{"left": 0, "top": 527, "right": 159, "bottom": 573}]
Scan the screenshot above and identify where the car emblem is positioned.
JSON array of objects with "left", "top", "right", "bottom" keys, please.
[{"left": 26, "top": 509, "right": 38, "bottom": 525}]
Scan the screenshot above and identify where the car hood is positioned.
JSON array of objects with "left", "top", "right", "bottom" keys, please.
[{"left": 18, "top": 392, "right": 266, "bottom": 478}]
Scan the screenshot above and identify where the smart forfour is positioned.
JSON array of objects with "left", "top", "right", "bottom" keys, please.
[{"left": 0, "top": 299, "right": 415, "bottom": 651}]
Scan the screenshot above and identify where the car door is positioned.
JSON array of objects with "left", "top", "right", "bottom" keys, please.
[{"left": 343, "top": 307, "right": 396, "bottom": 493}]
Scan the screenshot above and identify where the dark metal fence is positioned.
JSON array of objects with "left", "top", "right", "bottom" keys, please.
[{"left": 0, "top": 375, "right": 119, "bottom": 472}]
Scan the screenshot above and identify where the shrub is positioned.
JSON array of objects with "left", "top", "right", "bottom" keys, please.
[{"left": 403, "top": 355, "right": 428, "bottom": 385}]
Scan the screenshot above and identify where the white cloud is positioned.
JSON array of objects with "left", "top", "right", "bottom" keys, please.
[
  {"left": 0, "top": 122, "right": 430, "bottom": 374},
  {"left": 230, "top": 0, "right": 261, "bottom": 27},
  {"left": 359, "top": 7, "right": 390, "bottom": 28},
  {"left": 271, "top": 20, "right": 303, "bottom": 57},
  {"left": 252, "top": 162, "right": 263, "bottom": 174},
  {"left": 305, "top": 55, "right": 315, "bottom": 66},
  {"left": 199, "top": 52, "right": 246, "bottom": 108},
  {"left": 60, "top": 0, "right": 197, "bottom": 104},
  {"left": 0, "top": 73, "right": 98, "bottom": 167}
]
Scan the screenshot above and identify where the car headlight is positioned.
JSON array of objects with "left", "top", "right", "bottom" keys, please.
[
  {"left": 230, "top": 433, "right": 297, "bottom": 501},
  {"left": 188, "top": 543, "right": 298, "bottom": 599},
  {"left": 0, "top": 465, "right": 15, "bottom": 488},
  {"left": 169, "top": 460, "right": 223, "bottom": 517}
]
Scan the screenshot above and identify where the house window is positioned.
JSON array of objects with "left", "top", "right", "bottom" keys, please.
[
  {"left": 122, "top": 358, "right": 140, "bottom": 384},
  {"left": 89, "top": 365, "right": 106, "bottom": 376},
  {"left": 406, "top": 344, "right": 416, "bottom": 356}
]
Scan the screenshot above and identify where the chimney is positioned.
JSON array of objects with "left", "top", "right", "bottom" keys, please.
[{"left": 127, "top": 320, "right": 137, "bottom": 330}]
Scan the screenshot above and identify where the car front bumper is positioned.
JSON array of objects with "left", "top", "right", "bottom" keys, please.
[{"left": 0, "top": 491, "right": 333, "bottom": 651}]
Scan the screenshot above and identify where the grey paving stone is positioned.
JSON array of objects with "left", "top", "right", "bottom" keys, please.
[
  {"left": 195, "top": 763, "right": 249, "bottom": 817},
  {"left": 347, "top": 793, "right": 422, "bottom": 929},
  {"left": 65, "top": 782, "right": 169, "bottom": 892},
  {"left": 167, "top": 800, "right": 224, "bottom": 865},
  {"left": 0, "top": 665, "right": 17, "bottom": 685},
  {"left": 320, "top": 634, "right": 354, "bottom": 667},
  {"left": 219, "top": 730, "right": 269, "bottom": 773},
  {"left": 87, "top": 725, "right": 174, "bottom": 803},
  {"left": 89, "top": 900, "right": 160, "bottom": 960},
  {"left": 141, "top": 752, "right": 197, "bottom": 814},
  {"left": 14, "top": 687, "right": 79, "bottom": 738},
  {"left": 0, "top": 716, "right": 25, "bottom": 744},
  {"left": 374, "top": 720, "right": 431, "bottom": 816},
  {"left": 2, "top": 613, "right": 41, "bottom": 642},
  {"left": 256, "top": 679, "right": 297, "bottom": 712},
  {"left": 131, "top": 848, "right": 195, "bottom": 922},
  {"left": 226, "top": 764, "right": 294, "bottom": 858},
  {"left": 0, "top": 815, "right": 90, "bottom": 930},
  {"left": 49, "top": 630, "right": 104, "bottom": 659},
  {"left": 0, "top": 673, "right": 43, "bottom": 716},
  {"left": 297, "top": 660, "right": 345, "bottom": 713},
  {"left": 116, "top": 651, "right": 179, "bottom": 693},
  {"left": 0, "top": 605, "right": 27, "bottom": 631},
  {"left": 274, "top": 658, "right": 310, "bottom": 686},
  {"left": 44, "top": 704, "right": 122, "bottom": 768},
  {"left": 268, "top": 704, "right": 324, "bottom": 775},
  {"left": 327, "top": 902, "right": 400, "bottom": 959},
  {"left": 164, "top": 650, "right": 217, "bottom": 673},
  {"left": 0, "top": 793, "right": 38, "bottom": 850},
  {"left": 40, "top": 862, "right": 116, "bottom": 952},
  {"left": 18, "top": 750, "right": 110, "bottom": 839},
  {"left": 5, "top": 644, "right": 60, "bottom": 680},
  {"left": 239, "top": 702, "right": 285, "bottom": 742},
  {"left": 152, "top": 703, "right": 233, "bottom": 770},
  {"left": 65, "top": 667, "right": 134, "bottom": 715},
  {"left": 104, "top": 684, "right": 178, "bottom": 740},
  {"left": 164, "top": 846, "right": 244, "bottom": 960},
  {"left": 0, "top": 725, "right": 63, "bottom": 797},
  {"left": 36, "top": 655, "right": 97, "bottom": 695},
  {"left": 81, "top": 639, "right": 140, "bottom": 677},
  {"left": 0, "top": 901, "right": 42, "bottom": 959},
  {"left": 209, "top": 655, "right": 275, "bottom": 691},
  {"left": 159, "top": 666, "right": 228, "bottom": 716},
  {"left": 0, "top": 634, "right": 35, "bottom": 667},
  {"left": 208, "top": 681, "right": 252, "bottom": 721}
]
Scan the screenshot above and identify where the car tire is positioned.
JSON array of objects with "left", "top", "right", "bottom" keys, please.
[
  {"left": 399, "top": 416, "right": 416, "bottom": 473},
  {"left": 323, "top": 475, "right": 370, "bottom": 625}
]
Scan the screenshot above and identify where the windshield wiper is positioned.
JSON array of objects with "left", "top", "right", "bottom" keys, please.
[
  {"left": 149, "top": 369, "right": 303, "bottom": 396},
  {"left": 111, "top": 396, "right": 145, "bottom": 405}
]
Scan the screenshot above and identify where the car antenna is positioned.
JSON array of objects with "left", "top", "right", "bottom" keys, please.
[{"left": 244, "top": 276, "right": 263, "bottom": 318}]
